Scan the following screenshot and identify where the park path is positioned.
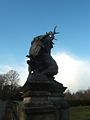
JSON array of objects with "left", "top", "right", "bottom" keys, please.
[{"left": 0, "top": 100, "right": 7, "bottom": 120}]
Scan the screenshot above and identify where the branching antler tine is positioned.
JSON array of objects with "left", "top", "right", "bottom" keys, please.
[
  {"left": 53, "top": 26, "right": 57, "bottom": 34},
  {"left": 56, "top": 31, "right": 59, "bottom": 34},
  {"left": 53, "top": 26, "right": 59, "bottom": 35}
]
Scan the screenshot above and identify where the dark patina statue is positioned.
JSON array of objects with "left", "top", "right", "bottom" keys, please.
[
  {"left": 21, "top": 27, "right": 69, "bottom": 120},
  {"left": 26, "top": 26, "right": 59, "bottom": 81},
  {"left": 22, "top": 27, "right": 67, "bottom": 94}
]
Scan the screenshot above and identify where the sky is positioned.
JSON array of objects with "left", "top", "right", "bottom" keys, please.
[{"left": 0, "top": 0, "right": 90, "bottom": 92}]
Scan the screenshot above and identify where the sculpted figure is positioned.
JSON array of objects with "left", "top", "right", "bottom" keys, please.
[{"left": 26, "top": 27, "right": 59, "bottom": 80}]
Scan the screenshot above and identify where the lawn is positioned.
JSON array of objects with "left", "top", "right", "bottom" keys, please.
[{"left": 70, "top": 106, "right": 90, "bottom": 120}]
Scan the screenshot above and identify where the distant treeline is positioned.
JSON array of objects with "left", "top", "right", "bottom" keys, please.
[
  {"left": 65, "top": 88, "right": 90, "bottom": 106},
  {"left": 67, "top": 100, "right": 90, "bottom": 107},
  {"left": 0, "top": 70, "right": 21, "bottom": 100}
]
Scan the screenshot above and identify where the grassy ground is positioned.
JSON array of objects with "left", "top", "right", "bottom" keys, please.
[{"left": 70, "top": 106, "right": 90, "bottom": 120}]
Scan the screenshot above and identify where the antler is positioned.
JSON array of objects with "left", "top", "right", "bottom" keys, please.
[
  {"left": 48, "top": 26, "right": 59, "bottom": 40},
  {"left": 53, "top": 26, "right": 59, "bottom": 35},
  {"left": 35, "top": 26, "right": 59, "bottom": 41}
]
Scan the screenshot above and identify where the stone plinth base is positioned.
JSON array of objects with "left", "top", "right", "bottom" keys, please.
[
  {"left": 21, "top": 74, "right": 69, "bottom": 120},
  {"left": 18, "top": 96, "right": 69, "bottom": 120}
]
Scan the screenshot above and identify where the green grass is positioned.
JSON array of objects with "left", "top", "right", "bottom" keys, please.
[{"left": 70, "top": 106, "right": 90, "bottom": 120}]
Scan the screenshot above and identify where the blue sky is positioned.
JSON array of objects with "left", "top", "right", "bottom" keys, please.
[{"left": 0, "top": 0, "right": 90, "bottom": 92}]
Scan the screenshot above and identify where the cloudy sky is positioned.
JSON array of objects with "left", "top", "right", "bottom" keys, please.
[{"left": 0, "top": 0, "right": 90, "bottom": 92}]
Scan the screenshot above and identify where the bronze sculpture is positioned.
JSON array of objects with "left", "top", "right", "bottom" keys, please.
[
  {"left": 26, "top": 26, "right": 59, "bottom": 81},
  {"left": 21, "top": 27, "right": 69, "bottom": 120}
]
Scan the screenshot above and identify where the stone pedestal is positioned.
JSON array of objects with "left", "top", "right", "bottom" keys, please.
[
  {"left": 20, "top": 74, "right": 69, "bottom": 120},
  {"left": 21, "top": 96, "right": 69, "bottom": 120}
]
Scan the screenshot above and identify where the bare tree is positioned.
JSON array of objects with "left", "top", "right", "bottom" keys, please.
[
  {"left": 5, "top": 70, "right": 19, "bottom": 86},
  {"left": 0, "top": 70, "right": 20, "bottom": 100}
]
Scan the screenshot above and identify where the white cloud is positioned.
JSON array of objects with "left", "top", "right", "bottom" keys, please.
[
  {"left": 0, "top": 53, "right": 90, "bottom": 92},
  {"left": 53, "top": 53, "right": 90, "bottom": 92},
  {"left": 0, "top": 65, "right": 13, "bottom": 74}
]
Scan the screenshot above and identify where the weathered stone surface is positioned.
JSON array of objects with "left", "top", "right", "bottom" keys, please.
[
  {"left": 17, "top": 95, "right": 69, "bottom": 120},
  {"left": 20, "top": 78, "right": 69, "bottom": 120}
]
